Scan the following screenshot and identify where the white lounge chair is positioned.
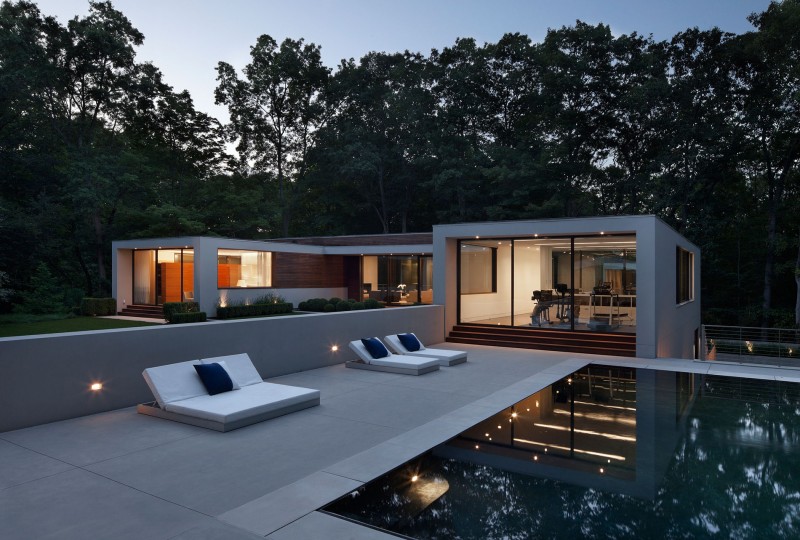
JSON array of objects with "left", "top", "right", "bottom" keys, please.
[
  {"left": 383, "top": 333, "right": 467, "bottom": 366},
  {"left": 137, "top": 353, "right": 320, "bottom": 432},
  {"left": 346, "top": 338, "right": 440, "bottom": 375}
]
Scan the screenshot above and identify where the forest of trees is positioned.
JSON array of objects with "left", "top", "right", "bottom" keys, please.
[{"left": 0, "top": 0, "right": 798, "bottom": 326}]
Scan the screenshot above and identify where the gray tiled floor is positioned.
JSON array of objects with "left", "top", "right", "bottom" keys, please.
[{"left": 1, "top": 344, "right": 793, "bottom": 539}]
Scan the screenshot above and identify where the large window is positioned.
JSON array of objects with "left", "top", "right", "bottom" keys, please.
[
  {"left": 218, "top": 249, "right": 272, "bottom": 288},
  {"left": 676, "top": 247, "right": 694, "bottom": 304},
  {"left": 459, "top": 234, "right": 636, "bottom": 333},
  {"left": 132, "top": 248, "right": 194, "bottom": 305},
  {"left": 362, "top": 255, "right": 433, "bottom": 304},
  {"left": 460, "top": 243, "right": 497, "bottom": 294}
]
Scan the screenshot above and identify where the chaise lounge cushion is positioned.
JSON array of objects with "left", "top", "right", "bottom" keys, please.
[
  {"left": 143, "top": 360, "right": 205, "bottom": 409},
  {"left": 348, "top": 340, "right": 439, "bottom": 371},
  {"left": 164, "top": 382, "right": 320, "bottom": 424},
  {"left": 201, "top": 353, "right": 262, "bottom": 386},
  {"left": 397, "top": 333, "right": 422, "bottom": 352},
  {"left": 383, "top": 334, "right": 468, "bottom": 366},
  {"left": 361, "top": 337, "right": 389, "bottom": 359},
  {"left": 194, "top": 363, "right": 234, "bottom": 395}
]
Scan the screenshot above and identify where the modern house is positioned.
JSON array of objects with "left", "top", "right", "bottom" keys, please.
[
  {"left": 111, "top": 233, "right": 434, "bottom": 317},
  {"left": 112, "top": 215, "right": 700, "bottom": 359}
]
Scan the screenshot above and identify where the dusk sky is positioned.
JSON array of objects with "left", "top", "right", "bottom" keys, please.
[{"left": 34, "top": 0, "right": 773, "bottom": 121}]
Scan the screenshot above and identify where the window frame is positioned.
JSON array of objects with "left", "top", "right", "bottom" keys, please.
[{"left": 676, "top": 246, "right": 694, "bottom": 305}]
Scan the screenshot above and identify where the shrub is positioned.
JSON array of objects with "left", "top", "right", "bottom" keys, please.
[
  {"left": 308, "top": 298, "right": 329, "bottom": 311},
  {"left": 163, "top": 301, "right": 199, "bottom": 323},
  {"left": 298, "top": 300, "right": 308, "bottom": 311},
  {"left": 363, "top": 298, "right": 384, "bottom": 310},
  {"left": 328, "top": 297, "right": 342, "bottom": 305},
  {"left": 170, "top": 311, "right": 207, "bottom": 324},
  {"left": 335, "top": 300, "right": 351, "bottom": 312},
  {"left": 215, "top": 302, "right": 293, "bottom": 320},
  {"left": 351, "top": 301, "right": 365, "bottom": 310},
  {"left": 80, "top": 298, "right": 117, "bottom": 316},
  {"left": 323, "top": 303, "right": 335, "bottom": 312},
  {"left": 252, "top": 292, "right": 287, "bottom": 305}
]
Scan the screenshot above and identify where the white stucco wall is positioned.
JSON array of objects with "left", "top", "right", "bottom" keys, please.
[{"left": 0, "top": 305, "right": 444, "bottom": 432}]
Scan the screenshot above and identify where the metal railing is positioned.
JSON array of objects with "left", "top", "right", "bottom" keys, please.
[{"left": 701, "top": 325, "right": 800, "bottom": 368}]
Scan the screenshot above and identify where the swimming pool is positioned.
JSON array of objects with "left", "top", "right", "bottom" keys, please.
[{"left": 323, "top": 366, "right": 800, "bottom": 539}]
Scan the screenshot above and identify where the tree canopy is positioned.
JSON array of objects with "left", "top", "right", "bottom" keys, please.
[{"left": 1, "top": 0, "right": 798, "bottom": 326}]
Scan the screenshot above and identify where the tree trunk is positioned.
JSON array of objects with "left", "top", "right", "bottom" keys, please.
[
  {"left": 795, "top": 227, "right": 800, "bottom": 327},
  {"left": 377, "top": 162, "right": 389, "bottom": 233},
  {"left": 762, "top": 204, "right": 777, "bottom": 328},
  {"left": 72, "top": 226, "right": 93, "bottom": 296},
  {"left": 94, "top": 212, "right": 107, "bottom": 288}
]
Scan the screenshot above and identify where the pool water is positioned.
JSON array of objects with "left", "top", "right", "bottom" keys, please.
[{"left": 324, "top": 368, "right": 800, "bottom": 539}]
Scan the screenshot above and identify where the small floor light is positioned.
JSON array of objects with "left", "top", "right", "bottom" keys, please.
[
  {"left": 331, "top": 345, "right": 339, "bottom": 352},
  {"left": 90, "top": 382, "right": 103, "bottom": 391}
]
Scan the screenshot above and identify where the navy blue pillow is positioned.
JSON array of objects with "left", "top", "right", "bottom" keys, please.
[
  {"left": 194, "top": 363, "right": 234, "bottom": 395},
  {"left": 398, "top": 333, "right": 422, "bottom": 352},
  {"left": 361, "top": 337, "right": 389, "bottom": 359}
]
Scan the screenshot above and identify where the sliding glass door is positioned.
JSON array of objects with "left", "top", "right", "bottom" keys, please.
[
  {"left": 132, "top": 248, "right": 194, "bottom": 305},
  {"left": 459, "top": 234, "right": 636, "bottom": 333}
]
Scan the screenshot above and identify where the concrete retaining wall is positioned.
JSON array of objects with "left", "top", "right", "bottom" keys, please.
[{"left": 0, "top": 305, "right": 444, "bottom": 432}]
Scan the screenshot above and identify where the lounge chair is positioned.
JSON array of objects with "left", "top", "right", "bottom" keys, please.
[
  {"left": 383, "top": 333, "right": 467, "bottom": 366},
  {"left": 347, "top": 338, "right": 439, "bottom": 375},
  {"left": 137, "top": 353, "right": 320, "bottom": 432}
]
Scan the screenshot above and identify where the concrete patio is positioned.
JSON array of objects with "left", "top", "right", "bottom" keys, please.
[{"left": 2, "top": 343, "right": 799, "bottom": 539}]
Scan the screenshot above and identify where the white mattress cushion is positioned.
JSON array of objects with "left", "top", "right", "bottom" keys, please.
[
  {"left": 164, "top": 382, "right": 320, "bottom": 424},
  {"left": 384, "top": 333, "right": 428, "bottom": 354},
  {"left": 369, "top": 354, "right": 439, "bottom": 370},
  {"left": 143, "top": 360, "right": 205, "bottom": 408},
  {"left": 201, "top": 353, "right": 262, "bottom": 386},
  {"left": 404, "top": 348, "right": 467, "bottom": 361},
  {"left": 349, "top": 339, "right": 394, "bottom": 364}
]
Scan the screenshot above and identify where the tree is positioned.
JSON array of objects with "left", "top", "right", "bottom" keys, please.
[
  {"left": 15, "top": 262, "right": 65, "bottom": 314},
  {"left": 215, "top": 35, "right": 329, "bottom": 236},
  {"left": 733, "top": 0, "right": 800, "bottom": 326}
]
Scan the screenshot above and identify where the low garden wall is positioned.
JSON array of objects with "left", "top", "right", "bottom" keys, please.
[{"left": 0, "top": 305, "right": 444, "bottom": 432}]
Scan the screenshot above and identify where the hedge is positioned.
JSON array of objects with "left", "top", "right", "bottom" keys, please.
[
  {"left": 216, "top": 302, "right": 293, "bottom": 320},
  {"left": 163, "top": 301, "right": 199, "bottom": 323},
  {"left": 80, "top": 297, "right": 116, "bottom": 316},
  {"left": 170, "top": 311, "right": 207, "bottom": 324},
  {"left": 299, "top": 297, "right": 384, "bottom": 312}
]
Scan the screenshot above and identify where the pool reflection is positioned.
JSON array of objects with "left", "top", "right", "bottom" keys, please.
[{"left": 324, "top": 368, "right": 800, "bottom": 539}]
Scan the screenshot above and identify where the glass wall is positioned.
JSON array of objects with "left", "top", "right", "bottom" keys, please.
[
  {"left": 459, "top": 240, "right": 511, "bottom": 325},
  {"left": 217, "top": 249, "right": 272, "bottom": 288},
  {"left": 132, "top": 248, "right": 194, "bottom": 305},
  {"left": 362, "top": 255, "right": 433, "bottom": 304},
  {"left": 460, "top": 234, "right": 636, "bottom": 333}
]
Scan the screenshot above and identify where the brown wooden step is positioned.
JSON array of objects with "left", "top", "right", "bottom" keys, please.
[
  {"left": 118, "top": 304, "right": 164, "bottom": 318},
  {"left": 446, "top": 324, "right": 636, "bottom": 357}
]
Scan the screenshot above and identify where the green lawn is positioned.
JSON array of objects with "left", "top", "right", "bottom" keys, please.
[{"left": 0, "top": 317, "right": 160, "bottom": 338}]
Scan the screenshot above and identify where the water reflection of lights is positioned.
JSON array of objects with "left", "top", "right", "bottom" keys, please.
[
  {"left": 406, "top": 475, "right": 450, "bottom": 510},
  {"left": 513, "top": 438, "right": 626, "bottom": 461},
  {"left": 553, "top": 409, "right": 637, "bottom": 426},
  {"left": 532, "top": 423, "right": 637, "bottom": 442},
  {"left": 573, "top": 400, "right": 636, "bottom": 412}
]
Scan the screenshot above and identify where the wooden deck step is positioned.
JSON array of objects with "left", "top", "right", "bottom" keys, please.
[
  {"left": 446, "top": 324, "right": 636, "bottom": 357},
  {"left": 118, "top": 305, "right": 164, "bottom": 319}
]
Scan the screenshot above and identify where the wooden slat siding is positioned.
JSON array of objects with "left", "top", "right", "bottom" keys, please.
[
  {"left": 272, "top": 253, "right": 347, "bottom": 288},
  {"left": 272, "top": 232, "right": 432, "bottom": 247}
]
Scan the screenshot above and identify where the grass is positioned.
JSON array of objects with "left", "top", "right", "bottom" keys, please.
[{"left": 0, "top": 316, "right": 160, "bottom": 338}]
